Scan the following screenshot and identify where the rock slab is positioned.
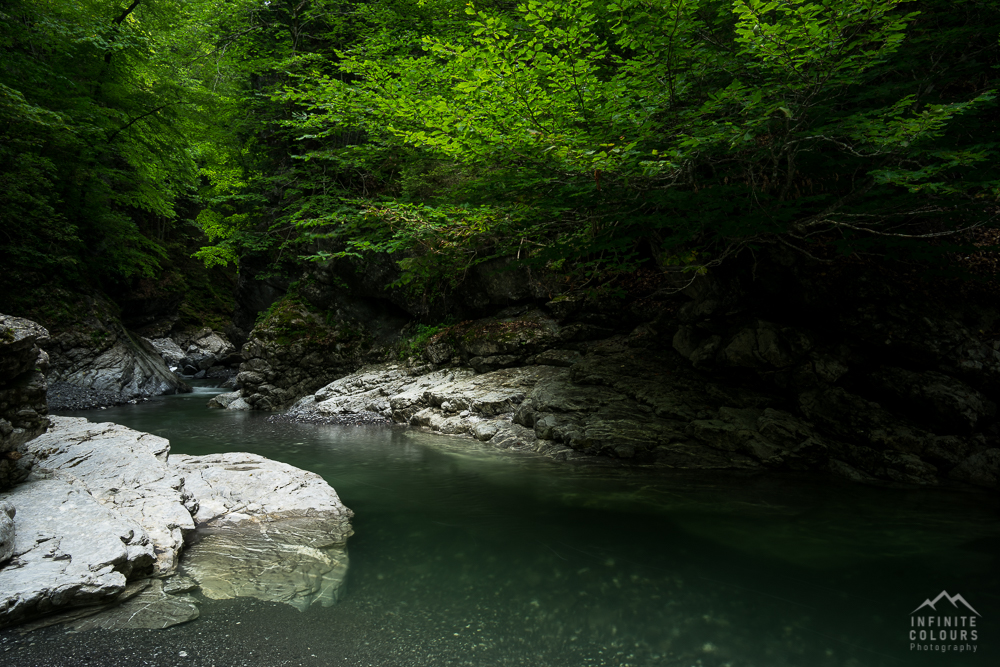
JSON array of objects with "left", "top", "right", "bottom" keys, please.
[
  {"left": 25, "top": 416, "right": 196, "bottom": 574},
  {"left": 172, "top": 453, "right": 354, "bottom": 610},
  {"left": 0, "top": 418, "right": 354, "bottom": 629},
  {"left": 0, "top": 478, "right": 155, "bottom": 628}
]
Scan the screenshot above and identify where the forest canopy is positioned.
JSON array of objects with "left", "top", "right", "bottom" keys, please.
[{"left": 2, "top": 0, "right": 999, "bottom": 305}]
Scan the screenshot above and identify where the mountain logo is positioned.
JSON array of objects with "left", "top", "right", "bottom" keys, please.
[{"left": 911, "top": 591, "right": 981, "bottom": 617}]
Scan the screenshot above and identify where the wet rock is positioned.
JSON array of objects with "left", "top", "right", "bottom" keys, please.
[
  {"left": 235, "top": 298, "right": 396, "bottom": 411},
  {"left": 207, "top": 391, "right": 241, "bottom": 409},
  {"left": 469, "top": 354, "right": 522, "bottom": 373},
  {"left": 226, "top": 397, "right": 252, "bottom": 411},
  {"left": 841, "top": 303, "right": 1000, "bottom": 389},
  {"left": 163, "top": 575, "right": 199, "bottom": 595},
  {"left": 0, "top": 315, "right": 49, "bottom": 379},
  {"left": 1, "top": 408, "right": 356, "bottom": 630},
  {"left": 488, "top": 422, "right": 538, "bottom": 450},
  {"left": 66, "top": 579, "right": 200, "bottom": 631},
  {"left": 171, "top": 453, "right": 353, "bottom": 610}
]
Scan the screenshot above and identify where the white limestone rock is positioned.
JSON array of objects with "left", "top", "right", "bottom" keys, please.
[
  {"left": 1, "top": 417, "right": 355, "bottom": 628},
  {"left": 0, "top": 478, "right": 155, "bottom": 628},
  {"left": 27, "top": 416, "right": 196, "bottom": 574},
  {"left": 171, "top": 452, "right": 354, "bottom": 610}
]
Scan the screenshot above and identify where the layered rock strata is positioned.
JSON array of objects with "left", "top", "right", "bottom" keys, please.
[
  {"left": 286, "top": 337, "right": 1000, "bottom": 490},
  {"left": 0, "top": 315, "right": 50, "bottom": 490},
  {"left": 42, "top": 298, "right": 189, "bottom": 409}
]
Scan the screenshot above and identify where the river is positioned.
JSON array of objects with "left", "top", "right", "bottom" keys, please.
[{"left": 2, "top": 382, "right": 998, "bottom": 666}]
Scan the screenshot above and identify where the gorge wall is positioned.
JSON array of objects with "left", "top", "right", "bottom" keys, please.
[{"left": 235, "top": 250, "right": 1000, "bottom": 491}]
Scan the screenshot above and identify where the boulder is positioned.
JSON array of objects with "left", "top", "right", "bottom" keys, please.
[
  {"left": 166, "top": 328, "right": 238, "bottom": 374},
  {"left": 146, "top": 337, "right": 186, "bottom": 369},
  {"left": 171, "top": 453, "right": 354, "bottom": 610},
  {"left": 207, "top": 390, "right": 241, "bottom": 409},
  {"left": 1, "top": 417, "right": 355, "bottom": 629},
  {"left": 25, "top": 416, "right": 196, "bottom": 573},
  {"left": 43, "top": 298, "right": 189, "bottom": 407}
]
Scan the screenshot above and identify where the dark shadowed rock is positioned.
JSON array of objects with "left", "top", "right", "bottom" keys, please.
[
  {"left": 0, "top": 314, "right": 50, "bottom": 491},
  {"left": 42, "top": 298, "right": 189, "bottom": 407},
  {"left": 0, "top": 500, "right": 14, "bottom": 564}
]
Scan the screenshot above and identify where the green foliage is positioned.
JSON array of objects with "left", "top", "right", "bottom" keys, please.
[
  {"left": 0, "top": 0, "right": 228, "bottom": 303},
  {"left": 213, "top": 0, "right": 997, "bottom": 295},
  {"left": 4, "top": 0, "right": 999, "bottom": 316},
  {"left": 400, "top": 323, "right": 447, "bottom": 358}
]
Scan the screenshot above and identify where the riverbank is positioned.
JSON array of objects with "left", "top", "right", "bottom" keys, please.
[{"left": 218, "top": 251, "right": 1000, "bottom": 492}]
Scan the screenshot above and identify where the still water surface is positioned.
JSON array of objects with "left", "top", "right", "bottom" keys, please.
[{"left": 6, "top": 383, "right": 1000, "bottom": 666}]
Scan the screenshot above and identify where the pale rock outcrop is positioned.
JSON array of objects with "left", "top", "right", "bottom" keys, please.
[
  {"left": 24, "top": 416, "right": 196, "bottom": 573},
  {"left": 44, "top": 298, "right": 189, "bottom": 407},
  {"left": 0, "top": 478, "right": 156, "bottom": 627},
  {"left": 172, "top": 453, "right": 354, "bottom": 610},
  {"left": 0, "top": 417, "right": 354, "bottom": 629}
]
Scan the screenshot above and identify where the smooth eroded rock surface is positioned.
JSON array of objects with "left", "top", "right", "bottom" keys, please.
[
  {"left": 42, "top": 297, "right": 189, "bottom": 409},
  {"left": 172, "top": 452, "right": 354, "bottom": 610},
  {"left": 26, "top": 416, "right": 196, "bottom": 574},
  {"left": 0, "top": 478, "right": 155, "bottom": 628},
  {"left": 1, "top": 417, "right": 354, "bottom": 629}
]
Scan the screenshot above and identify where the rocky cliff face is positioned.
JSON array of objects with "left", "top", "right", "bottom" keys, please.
[
  {"left": 0, "top": 315, "right": 49, "bottom": 491},
  {"left": 41, "top": 296, "right": 189, "bottom": 409},
  {"left": 231, "top": 255, "right": 572, "bottom": 411},
  {"left": 235, "top": 295, "right": 402, "bottom": 411},
  {"left": 274, "top": 251, "right": 1000, "bottom": 491}
]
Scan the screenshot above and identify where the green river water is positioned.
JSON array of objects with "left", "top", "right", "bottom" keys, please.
[{"left": 2, "top": 382, "right": 998, "bottom": 667}]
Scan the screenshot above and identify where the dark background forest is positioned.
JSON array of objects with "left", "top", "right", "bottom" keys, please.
[{"left": 2, "top": 0, "right": 999, "bottom": 330}]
